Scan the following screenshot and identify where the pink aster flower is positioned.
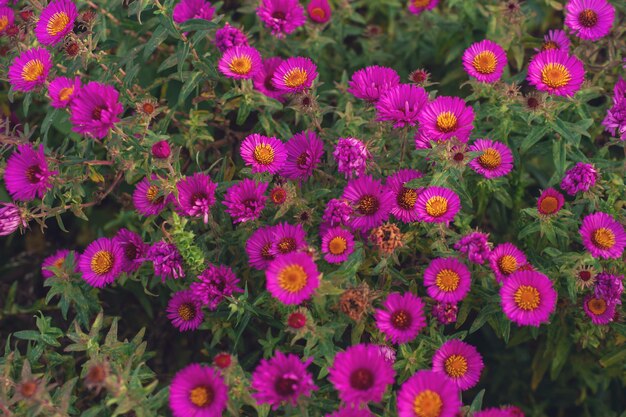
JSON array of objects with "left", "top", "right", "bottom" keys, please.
[
  {"left": 321, "top": 227, "right": 355, "bottom": 264},
  {"left": 583, "top": 294, "right": 616, "bottom": 325},
  {"left": 408, "top": 0, "right": 439, "bottom": 15},
  {"left": 246, "top": 225, "right": 276, "bottom": 270},
  {"left": 325, "top": 407, "right": 375, "bottom": 417},
  {"left": 333, "top": 137, "right": 371, "bottom": 179},
  {"left": 166, "top": 289, "right": 204, "bottom": 331},
  {"left": 454, "top": 231, "right": 491, "bottom": 264},
  {"left": 307, "top": 0, "right": 331, "bottom": 23},
  {"left": 0, "top": 7, "right": 15, "bottom": 34},
  {"left": 594, "top": 272, "right": 623, "bottom": 305},
  {"left": 218, "top": 45, "right": 262, "bottom": 80},
  {"left": 272, "top": 56, "right": 318, "bottom": 93},
  {"left": 579, "top": 212, "right": 626, "bottom": 259},
  {"left": 8, "top": 48, "right": 52, "bottom": 92},
  {"left": 343, "top": 175, "right": 393, "bottom": 232},
  {"left": 468, "top": 139, "right": 514, "bottom": 179},
  {"left": 374, "top": 292, "right": 427, "bottom": 344},
  {"left": 251, "top": 351, "right": 317, "bottom": 409},
  {"left": 536, "top": 188, "right": 565, "bottom": 217},
  {"left": 322, "top": 198, "right": 353, "bottom": 229},
  {"left": 376, "top": 83, "right": 428, "bottom": 128},
  {"left": 347, "top": 66, "right": 400, "bottom": 102},
  {"left": 527, "top": 50, "right": 585, "bottom": 97},
  {"left": 48, "top": 76, "right": 81, "bottom": 109},
  {"left": 152, "top": 140, "right": 171, "bottom": 159},
  {"left": 190, "top": 264, "right": 242, "bottom": 310},
  {"left": 172, "top": 0, "right": 215, "bottom": 24},
  {"left": 282, "top": 131, "right": 324, "bottom": 180},
  {"left": 169, "top": 363, "right": 228, "bottom": 417},
  {"left": 34, "top": 0, "right": 77, "bottom": 46},
  {"left": 397, "top": 370, "right": 461, "bottom": 417},
  {"left": 132, "top": 175, "right": 171, "bottom": 217},
  {"left": 564, "top": 0, "right": 614, "bottom": 41},
  {"left": 432, "top": 302, "right": 459, "bottom": 325},
  {"left": 69, "top": 81, "right": 123, "bottom": 139},
  {"left": 270, "top": 222, "right": 307, "bottom": 256},
  {"left": 42, "top": 249, "right": 77, "bottom": 279},
  {"left": 489, "top": 242, "right": 527, "bottom": 283},
  {"left": 560, "top": 162, "right": 597, "bottom": 195},
  {"left": 214, "top": 23, "right": 248, "bottom": 52},
  {"left": 223, "top": 179, "right": 268, "bottom": 224},
  {"left": 113, "top": 228, "right": 148, "bottom": 273},
  {"left": 602, "top": 78, "right": 626, "bottom": 140},
  {"left": 462, "top": 40, "right": 508, "bottom": 83},
  {"left": 240, "top": 133, "right": 287, "bottom": 174},
  {"left": 4, "top": 144, "right": 55, "bottom": 202},
  {"left": 175, "top": 172, "right": 217, "bottom": 223},
  {"left": 386, "top": 169, "right": 423, "bottom": 223},
  {"left": 0, "top": 203, "right": 24, "bottom": 237},
  {"left": 536, "top": 29, "right": 570, "bottom": 52},
  {"left": 328, "top": 343, "right": 396, "bottom": 405},
  {"left": 500, "top": 270, "right": 557, "bottom": 327},
  {"left": 418, "top": 96, "right": 475, "bottom": 142},
  {"left": 253, "top": 57, "right": 286, "bottom": 101},
  {"left": 432, "top": 339, "right": 484, "bottom": 391},
  {"left": 266, "top": 252, "right": 320, "bottom": 305},
  {"left": 257, "top": 0, "right": 306, "bottom": 38},
  {"left": 78, "top": 238, "right": 123, "bottom": 288},
  {"left": 424, "top": 257, "right": 472, "bottom": 303},
  {"left": 146, "top": 241, "right": 185, "bottom": 280},
  {"left": 415, "top": 186, "right": 461, "bottom": 224}
]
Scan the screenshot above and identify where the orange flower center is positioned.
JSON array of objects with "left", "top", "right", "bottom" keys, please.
[
  {"left": 47, "top": 12, "right": 70, "bottom": 36},
  {"left": 413, "top": 0, "right": 431, "bottom": 7},
  {"left": 189, "top": 385, "right": 214, "bottom": 407},
  {"left": 587, "top": 297, "right": 607, "bottom": 315},
  {"left": 591, "top": 228, "right": 615, "bottom": 250},
  {"left": 541, "top": 40, "right": 558, "bottom": 51},
  {"left": 444, "top": 354, "right": 468, "bottom": 377},
  {"left": 146, "top": 185, "right": 164, "bottom": 204},
  {"left": 425, "top": 196, "right": 448, "bottom": 218},
  {"left": 435, "top": 269, "right": 460, "bottom": 292},
  {"left": 391, "top": 309, "right": 412, "bottom": 329},
  {"left": 284, "top": 68, "right": 308, "bottom": 88},
  {"left": 412, "top": 389, "right": 443, "bottom": 417},
  {"left": 358, "top": 195, "right": 379, "bottom": 215},
  {"left": 310, "top": 7, "right": 326, "bottom": 20},
  {"left": 578, "top": 9, "right": 598, "bottom": 28},
  {"left": 328, "top": 236, "right": 347, "bottom": 255},
  {"left": 58, "top": 87, "right": 74, "bottom": 102},
  {"left": 177, "top": 302, "right": 196, "bottom": 321},
  {"left": 398, "top": 188, "right": 418, "bottom": 210},
  {"left": 278, "top": 264, "right": 308, "bottom": 293},
  {"left": 541, "top": 63, "right": 571, "bottom": 89},
  {"left": 498, "top": 255, "right": 517, "bottom": 275},
  {"left": 435, "top": 111, "right": 458, "bottom": 133},
  {"left": 229, "top": 56, "right": 252, "bottom": 75},
  {"left": 478, "top": 148, "right": 502, "bottom": 169},
  {"left": 472, "top": 51, "right": 497, "bottom": 74},
  {"left": 514, "top": 285, "right": 541, "bottom": 311},
  {"left": 0, "top": 16, "right": 8, "bottom": 31},
  {"left": 22, "top": 59, "right": 45, "bottom": 82},
  {"left": 90, "top": 250, "right": 114, "bottom": 275},
  {"left": 539, "top": 196, "right": 558, "bottom": 214}
]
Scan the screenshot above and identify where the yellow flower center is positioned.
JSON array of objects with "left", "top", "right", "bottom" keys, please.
[
  {"left": 328, "top": 236, "right": 347, "bottom": 255},
  {"left": 472, "top": 51, "right": 497, "bottom": 74},
  {"left": 278, "top": 264, "right": 308, "bottom": 293},
  {"left": 478, "top": 148, "right": 502, "bottom": 169},
  {"left": 21, "top": 60, "right": 45, "bottom": 82},
  {"left": 189, "top": 386, "right": 214, "bottom": 407},
  {"left": 146, "top": 185, "right": 164, "bottom": 204},
  {"left": 540, "top": 63, "right": 571, "bottom": 89},
  {"left": 90, "top": 250, "right": 114, "bottom": 275},
  {"left": 498, "top": 255, "right": 517, "bottom": 275},
  {"left": 253, "top": 143, "right": 275, "bottom": 165},
  {"left": 539, "top": 196, "right": 558, "bottom": 214},
  {"left": 58, "top": 87, "right": 74, "bottom": 102},
  {"left": 578, "top": 9, "right": 598, "bottom": 28},
  {"left": 541, "top": 40, "right": 558, "bottom": 51},
  {"left": 229, "top": 56, "right": 252, "bottom": 75},
  {"left": 587, "top": 297, "right": 607, "bottom": 315},
  {"left": 177, "top": 303, "right": 196, "bottom": 321},
  {"left": 444, "top": 354, "right": 468, "bottom": 378},
  {"left": 47, "top": 11, "right": 70, "bottom": 36},
  {"left": 310, "top": 7, "right": 326, "bottom": 20},
  {"left": 435, "top": 269, "right": 460, "bottom": 292},
  {"left": 358, "top": 195, "right": 379, "bottom": 215},
  {"left": 514, "top": 285, "right": 541, "bottom": 311},
  {"left": 278, "top": 238, "right": 296, "bottom": 254},
  {"left": 413, "top": 390, "right": 443, "bottom": 417},
  {"left": 435, "top": 111, "right": 458, "bottom": 133},
  {"left": 425, "top": 196, "right": 448, "bottom": 218},
  {"left": 0, "top": 16, "right": 8, "bottom": 31},
  {"left": 398, "top": 188, "right": 418, "bottom": 210},
  {"left": 284, "top": 68, "right": 308, "bottom": 88},
  {"left": 591, "top": 228, "right": 615, "bottom": 250}
]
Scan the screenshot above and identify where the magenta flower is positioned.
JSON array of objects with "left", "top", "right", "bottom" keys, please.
[
  {"left": 322, "top": 198, "right": 353, "bottom": 229},
  {"left": 564, "top": 0, "right": 614, "bottom": 41},
  {"left": 583, "top": 294, "right": 616, "bottom": 325},
  {"left": 407, "top": 0, "right": 439, "bottom": 15},
  {"left": 432, "top": 339, "right": 484, "bottom": 391},
  {"left": 462, "top": 40, "right": 508, "bottom": 83},
  {"left": 42, "top": 249, "right": 76, "bottom": 279},
  {"left": 266, "top": 252, "right": 320, "bottom": 305},
  {"left": 272, "top": 57, "right": 318, "bottom": 93},
  {"left": 69, "top": 82, "right": 123, "bottom": 139},
  {"left": 489, "top": 242, "right": 527, "bottom": 283},
  {"left": 169, "top": 363, "right": 228, "bottom": 417},
  {"left": 0, "top": 203, "right": 24, "bottom": 237},
  {"left": 418, "top": 96, "right": 475, "bottom": 142},
  {"left": 397, "top": 370, "right": 461, "bottom": 417},
  {"left": 218, "top": 45, "right": 262, "bottom": 79},
  {"left": 257, "top": 0, "right": 306, "bottom": 38},
  {"left": 190, "top": 264, "right": 242, "bottom": 310},
  {"left": 579, "top": 212, "right": 626, "bottom": 259},
  {"left": 251, "top": 351, "right": 317, "bottom": 409},
  {"left": 151, "top": 140, "right": 171, "bottom": 159},
  {"left": 240, "top": 133, "right": 287, "bottom": 174},
  {"left": 166, "top": 289, "right": 204, "bottom": 331},
  {"left": 500, "top": 270, "right": 557, "bottom": 327},
  {"left": 347, "top": 66, "right": 400, "bottom": 102},
  {"left": 432, "top": 302, "right": 459, "bottom": 325},
  {"left": 246, "top": 226, "right": 276, "bottom": 270},
  {"left": 415, "top": 186, "right": 461, "bottom": 224},
  {"left": 527, "top": 50, "right": 584, "bottom": 97},
  {"left": 387, "top": 169, "right": 423, "bottom": 223},
  {"left": 560, "top": 162, "right": 597, "bottom": 195},
  {"left": 307, "top": 0, "right": 331, "bottom": 23},
  {"left": 270, "top": 222, "right": 307, "bottom": 256},
  {"left": 78, "top": 238, "right": 123, "bottom": 288},
  {"left": 376, "top": 84, "right": 428, "bottom": 128},
  {"left": 454, "top": 231, "right": 491, "bottom": 264},
  {"left": 282, "top": 131, "right": 324, "bottom": 180},
  {"left": 48, "top": 76, "right": 81, "bottom": 109},
  {"left": 594, "top": 272, "right": 623, "bottom": 305},
  {"left": 8, "top": 48, "right": 51, "bottom": 92},
  {"left": 328, "top": 344, "right": 396, "bottom": 405},
  {"left": 132, "top": 175, "right": 171, "bottom": 217},
  {"left": 34, "top": 0, "right": 77, "bottom": 46},
  {"left": 146, "top": 241, "right": 185, "bottom": 280},
  {"left": 468, "top": 139, "right": 514, "bottom": 179},
  {"left": 424, "top": 257, "right": 472, "bottom": 304},
  {"left": 537, "top": 29, "right": 570, "bottom": 52},
  {"left": 113, "top": 228, "right": 148, "bottom": 273},
  {"left": 343, "top": 175, "right": 393, "bottom": 232},
  {"left": 374, "top": 292, "right": 427, "bottom": 344},
  {"left": 602, "top": 77, "right": 626, "bottom": 140},
  {"left": 253, "top": 57, "right": 286, "bottom": 101},
  {"left": 4, "top": 144, "right": 55, "bottom": 202},
  {"left": 175, "top": 173, "right": 217, "bottom": 223},
  {"left": 537, "top": 188, "right": 565, "bottom": 217},
  {"left": 222, "top": 179, "right": 269, "bottom": 224},
  {"left": 172, "top": 0, "right": 215, "bottom": 24},
  {"left": 214, "top": 23, "right": 248, "bottom": 52},
  {"left": 333, "top": 137, "right": 371, "bottom": 179},
  {"left": 325, "top": 407, "right": 375, "bottom": 417},
  {"left": 321, "top": 227, "right": 355, "bottom": 264},
  {"left": 0, "top": 7, "right": 14, "bottom": 34}
]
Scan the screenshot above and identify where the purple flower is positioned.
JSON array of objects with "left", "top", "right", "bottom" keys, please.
[
  {"left": 282, "top": 131, "right": 324, "bottom": 180},
  {"left": 214, "top": 23, "right": 249, "bottom": 52},
  {"left": 222, "top": 179, "right": 268, "bottom": 224},
  {"left": 0, "top": 203, "right": 24, "bottom": 236},
  {"left": 42, "top": 249, "right": 78, "bottom": 279},
  {"left": 333, "top": 137, "right": 371, "bottom": 179},
  {"left": 560, "top": 162, "right": 598, "bottom": 195},
  {"left": 0, "top": 7, "right": 15, "bottom": 34},
  {"left": 146, "top": 241, "right": 185, "bottom": 280},
  {"left": 253, "top": 57, "right": 286, "bottom": 101},
  {"left": 579, "top": 212, "right": 626, "bottom": 259},
  {"left": 386, "top": 169, "right": 423, "bottom": 223},
  {"left": 537, "top": 188, "right": 565, "bottom": 216},
  {"left": 190, "top": 264, "right": 242, "bottom": 310},
  {"left": 455, "top": 232, "right": 491, "bottom": 264},
  {"left": 257, "top": 0, "right": 306, "bottom": 38},
  {"left": 175, "top": 173, "right": 217, "bottom": 223},
  {"left": 173, "top": 0, "right": 215, "bottom": 24},
  {"left": 424, "top": 257, "right": 472, "bottom": 303},
  {"left": 322, "top": 198, "right": 353, "bottom": 229},
  {"left": 527, "top": 50, "right": 585, "bottom": 97},
  {"left": 594, "top": 272, "right": 623, "bottom": 305},
  {"left": 325, "top": 407, "right": 375, "bottom": 417},
  {"left": 169, "top": 363, "right": 228, "bottom": 417},
  {"left": 4, "top": 144, "right": 55, "bottom": 202},
  {"left": 602, "top": 77, "right": 626, "bottom": 140},
  {"left": 407, "top": 0, "right": 439, "bottom": 15},
  {"left": 34, "top": 0, "right": 77, "bottom": 46},
  {"left": 418, "top": 96, "right": 475, "bottom": 142},
  {"left": 240, "top": 133, "right": 287, "bottom": 174},
  {"left": 166, "top": 289, "right": 204, "bottom": 331},
  {"left": 374, "top": 292, "right": 427, "bottom": 344},
  {"left": 347, "top": 66, "right": 400, "bottom": 102},
  {"left": 132, "top": 175, "right": 172, "bottom": 217},
  {"left": 583, "top": 294, "right": 616, "bottom": 325},
  {"left": 218, "top": 45, "right": 262, "bottom": 80},
  {"left": 246, "top": 226, "right": 276, "bottom": 270},
  {"left": 69, "top": 82, "right": 124, "bottom": 139},
  {"left": 432, "top": 339, "right": 484, "bottom": 390},
  {"left": 48, "top": 77, "right": 81, "bottom": 109},
  {"left": 307, "top": 0, "right": 331, "bottom": 23},
  {"left": 537, "top": 29, "right": 570, "bottom": 52},
  {"left": 462, "top": 40, "right": 508, "bottom": 83},
  {"left": 272, "top": 56, "right": 318, "bottom": 93},
  {"left": 489, "top": 242, "right": 527, "bottom": 283},
  {"left": 79, "top": 238, "right": 124, "bottom": 288},
  {"left": 415, "top": 186, "right": 461, "bottom": 224},
  {"left": 266, "top": 253, "right": 320, "bottom": 305},
  {"left": 270, "top": 222, "right": 307, "bottom": 256},
  {"left": 342, "top": 175, "right": 393, "bottom": 232},
  {"left": 500, "top": 270, "right": 557, "bottom": 327},
  {"left": 151, "top": 140, "right": 171, "bottom": 159},
  {"left": 321, "top": 227, "right": 355, "bottom": 264},
  {"left": 397, "top": 370, "right": 461, "bottom": 417},
  {"left": 564, "top": 0, "right": 615, "bottom": 41},
  {"left": 376, "top": 83, "right": 428, "bottom": 128},
  {"left": 432, "top": 302, "right": 459, "bottom": 325},
  {"left": 8, "top": 48, "right": 52, "bottom": 92},
  {"left": 113, "top": 228, "right": 148, "bottom": 273},
  {"left": 468, "top": 139, "right": 514, "bottom": 179}
]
